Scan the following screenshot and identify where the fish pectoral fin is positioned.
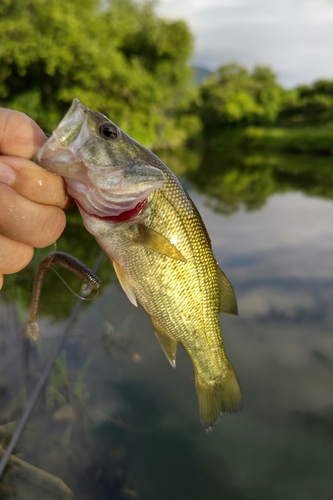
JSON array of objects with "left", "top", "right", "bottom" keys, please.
[
  {"left": 112, "top": 259, "right": 137, "bottom": 307},
  {"left": 195, "top": 361, "right": 242, "bottom": 431},
  {"left": 134, "top": 224, "right": 186, "bottom": 262},
  {"left": 218, "top": 266, "right": 238, "bottom": 315},
  {"left": 151, "top": 320, "right": 177, "bottom": 367}
]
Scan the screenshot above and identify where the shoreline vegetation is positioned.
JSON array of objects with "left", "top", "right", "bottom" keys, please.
[
  {"left": 202, "top": 126, "right": 333, "bottom": 156},
  {"left": 1, "top": 0, "right": 333, "bottom": 154}
]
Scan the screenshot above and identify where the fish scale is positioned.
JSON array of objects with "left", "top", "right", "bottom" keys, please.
[{"left": 35, "top": 98, "right": 242, "bottom": 430}]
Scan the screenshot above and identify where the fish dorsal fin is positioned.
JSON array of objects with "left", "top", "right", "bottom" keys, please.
[
  {"left": 135, "top": 224, "right": 186, "bottom": 262},
  {"left": 151, "top": 319, "right": 177, "bottom": 367},
  {"left": 218, "top": 266, "right": 238, "bottom": 315},
  {"left": 112, "top": 259, "right": 137, "bottom": 306}
]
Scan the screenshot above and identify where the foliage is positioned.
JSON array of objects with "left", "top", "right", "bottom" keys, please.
[
  {"left": 196, "top": 62, "right": 333, "bottom": 138},
  {"left": 207, "top": 126, "right": 333, "bottom": 155},
  {"left": 0, "top": 0, "right": 195, "bottom": 147},
  {"left": 278, "top": 80, "right": 333, "bottom": 126},
  {"left": 197, "top": 63, "right": 284, "bottom": 131}
]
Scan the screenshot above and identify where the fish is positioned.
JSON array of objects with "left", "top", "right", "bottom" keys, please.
[{"left": 35, "top": 98, "right": 242, "bottom": 430}]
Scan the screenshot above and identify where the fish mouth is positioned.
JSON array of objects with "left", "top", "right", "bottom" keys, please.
[{"left": 76, "top": 198, "right": 148, "bottom": 223}]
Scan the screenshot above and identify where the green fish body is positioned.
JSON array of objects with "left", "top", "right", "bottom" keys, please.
[{"left": 36, "top": 99, "right": 242, "bottom": 429}]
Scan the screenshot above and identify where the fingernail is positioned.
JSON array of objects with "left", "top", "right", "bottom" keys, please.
[{"left": 0, "top": 162, "right": 16, "bottom": 186}]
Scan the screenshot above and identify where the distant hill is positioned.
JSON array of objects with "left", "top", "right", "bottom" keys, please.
[{"left": 192, "top": 66, "right": 212, "bottom": 85}]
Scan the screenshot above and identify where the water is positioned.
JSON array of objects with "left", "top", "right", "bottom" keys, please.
[{"left": 1, "top": 149, "right": 333, "bottom": 499}]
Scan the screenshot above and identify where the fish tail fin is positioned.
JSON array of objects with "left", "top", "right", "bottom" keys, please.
[{"left": 195, "top": 361, "right": 242, "bottom": 431}]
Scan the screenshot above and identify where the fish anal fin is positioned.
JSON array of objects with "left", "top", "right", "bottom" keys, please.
[
  {"left": 151, "top": 320, "right": 177, "bottom": 367},
  {"left": 135, "top": 224, "right": 186, "bottom": 262},
  {"left": 218, "top": 266, "right": 238, "bottom": 315},
  {"left": 195, "top": 361, "right": 242, "bottom": 431},
  {"left": 112, "top": 259, "right": 137, "bottom": 306}
]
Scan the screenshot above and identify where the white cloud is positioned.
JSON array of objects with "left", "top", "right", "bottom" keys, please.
[{"left": 157, "top": 0, "right": 333, "bottom": 86}]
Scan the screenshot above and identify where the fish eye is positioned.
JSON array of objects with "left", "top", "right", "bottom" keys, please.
[{"left": 99, "top": 123, "right": 118, "bottom": 140}]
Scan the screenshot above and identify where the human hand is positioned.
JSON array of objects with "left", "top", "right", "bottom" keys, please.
[{"left": 0, "top": 108, "right": 72, "bottom": 290}]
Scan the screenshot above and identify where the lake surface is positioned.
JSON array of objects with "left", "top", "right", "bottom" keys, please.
[{"left": 1, "top": 149, "right": 333, "bottom": 499}]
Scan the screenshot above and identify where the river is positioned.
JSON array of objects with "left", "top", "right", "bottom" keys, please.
[{"left": 1, "top": 147, "right": 333, "bottom": 499}]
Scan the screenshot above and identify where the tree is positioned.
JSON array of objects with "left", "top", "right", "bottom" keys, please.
[
  {"left": 197, "top": 63, "right": 284, "bottom": 132},
  {"left": 0, "top": 0, "right": 194, "bottom": 147},
  {"left": 278, "top": 80, "right": 333, "bottom": 126}
]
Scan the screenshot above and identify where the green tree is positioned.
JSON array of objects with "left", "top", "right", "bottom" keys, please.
[
  {"left": 0, "top": 0, "right": 195, "bottom": 147},
  {"left": 278, "top": 80, "right": 333, "bottom": 126},
  {"left": 197, "top": 63, "right": 284, "bottom": 132}
]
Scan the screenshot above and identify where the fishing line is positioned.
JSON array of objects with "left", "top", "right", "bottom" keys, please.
[
  {"left": 0, "top": 250, "right": 105, "bottom": 478},
  {"left": 48, "top": 265, "right": 99, "bottom": 301}
]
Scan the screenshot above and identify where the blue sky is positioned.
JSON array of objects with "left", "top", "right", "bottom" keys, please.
[{"left": 157, "top": 0, "right": 333, "bottom": 87}]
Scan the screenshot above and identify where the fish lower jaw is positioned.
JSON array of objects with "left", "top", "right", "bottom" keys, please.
[{"left": 75, "top": 198, "right": 148, "bottom": 223}]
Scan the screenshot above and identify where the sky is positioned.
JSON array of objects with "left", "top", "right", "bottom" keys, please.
[{"left": 157, "top": 0, "right": 333, "bottom": 88}]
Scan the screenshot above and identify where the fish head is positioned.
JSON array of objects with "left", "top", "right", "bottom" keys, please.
[{"left": 35, "top": 98, "right": 165, "bottom": 220}]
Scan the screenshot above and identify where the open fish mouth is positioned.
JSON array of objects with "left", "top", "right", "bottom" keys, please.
[
  {"left": 65, "top": 168, "right": 160, "bottom": 220},
  {"left": 35, "top": 98, "right": 165, "bottom": 219}
]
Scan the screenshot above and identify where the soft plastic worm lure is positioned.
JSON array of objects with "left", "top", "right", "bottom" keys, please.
[{"left": 25, "top": 251, "right": 101, "bottom": 339}]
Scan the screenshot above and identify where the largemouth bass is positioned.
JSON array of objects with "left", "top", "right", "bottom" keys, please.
[{"left": 35, "top": 99, "right": 242, "bottom": 430}]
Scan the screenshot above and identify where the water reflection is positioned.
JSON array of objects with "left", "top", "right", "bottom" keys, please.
[
  {"left": 160, "top": 147, "right": 333, "bottom": 214},
  {"left": 1, "top": 148, "right": 333, "bottom": 499}
]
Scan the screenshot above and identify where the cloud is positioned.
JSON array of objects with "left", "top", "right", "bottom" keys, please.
[{"left": 157, "top": 0, "right": 333, "bottom": 86}]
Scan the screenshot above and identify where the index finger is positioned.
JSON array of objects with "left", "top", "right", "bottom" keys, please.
[
  {"left": 0, "top": 156, "right": 72, "bottom": 209},
  {"left": 0, "top": 108, "right": 47, "bottom": 159}
]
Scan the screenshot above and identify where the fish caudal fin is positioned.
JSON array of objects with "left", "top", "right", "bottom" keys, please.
[{"left": 195, "top": 362, "right": 242, "bottom": 431}]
